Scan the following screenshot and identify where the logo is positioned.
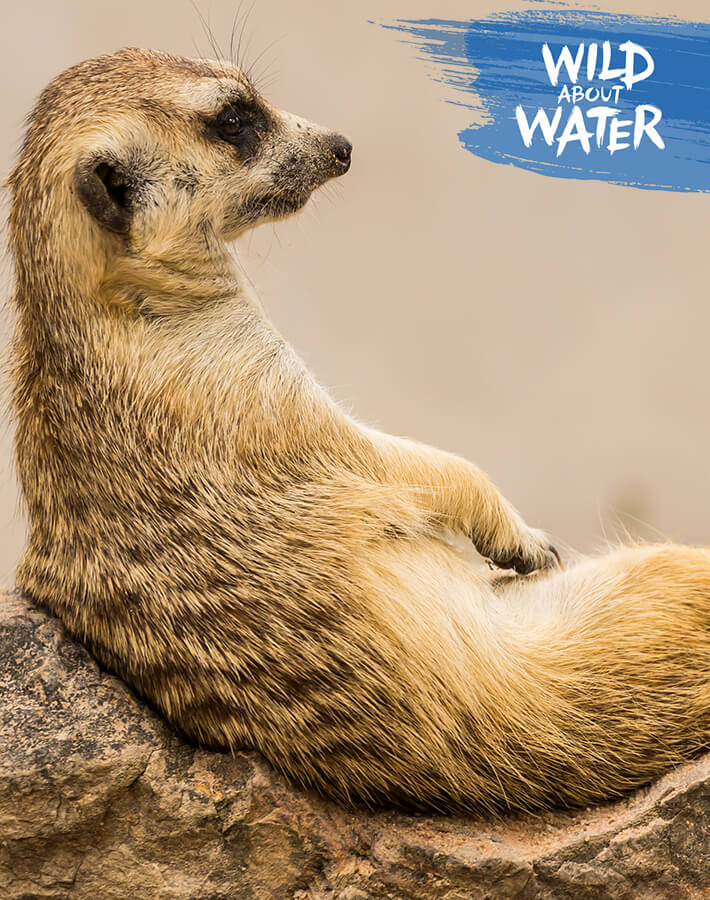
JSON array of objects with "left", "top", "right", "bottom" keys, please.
[{"left": 378, "top": 10, "right": 710, "bottom": 192}]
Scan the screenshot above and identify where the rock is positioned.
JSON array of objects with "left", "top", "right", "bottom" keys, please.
[{"left": 1, "top": 592, "right": 709, "bottom": 900}]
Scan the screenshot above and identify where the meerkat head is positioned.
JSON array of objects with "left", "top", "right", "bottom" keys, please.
[{"left": 9, "top": 48, "right": 351, "bottom": 313}]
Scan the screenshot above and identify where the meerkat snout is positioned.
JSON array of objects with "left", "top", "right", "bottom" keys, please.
[{"left": 328, "top": 134, "right": 352, "bottom": 173}]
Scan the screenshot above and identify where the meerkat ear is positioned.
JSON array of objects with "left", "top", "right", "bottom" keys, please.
[{"left": 74, "top": 158, "right": 132, "bottom": 234}]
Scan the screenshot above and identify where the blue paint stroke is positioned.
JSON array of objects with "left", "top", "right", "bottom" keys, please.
[{"left": 377, "top": 10, "right": 710, "bottom": 192}]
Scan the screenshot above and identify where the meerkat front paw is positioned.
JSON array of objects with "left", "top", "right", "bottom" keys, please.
[{"left": 479, "top": 524, "right": 561, "bottom": 575}]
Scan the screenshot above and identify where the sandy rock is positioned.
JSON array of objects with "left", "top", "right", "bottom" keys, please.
[{"left": 1, "top": 592, "right": 708, "bottom": 899}]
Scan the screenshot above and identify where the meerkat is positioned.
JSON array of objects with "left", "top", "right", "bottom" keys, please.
[{"left": 7, "top": 48, "right": 710, "bottom": 814}]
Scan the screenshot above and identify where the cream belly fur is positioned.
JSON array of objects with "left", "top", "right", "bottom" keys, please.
[{"left": 7, "top": 48, "right": 710, "bottom": 814}]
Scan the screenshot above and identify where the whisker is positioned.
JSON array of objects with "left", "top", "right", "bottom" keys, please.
[
  {"left": 235, "top": 0, "right": 258, "bottom": 72},
  {"left": 190, "top": 0, "right": 224, "bottom": 64},
  {"left": 245, "top": 36, "right": 284, "bottom": 89}
]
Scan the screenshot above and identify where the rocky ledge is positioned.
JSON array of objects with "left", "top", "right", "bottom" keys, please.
[{"left": 1, "top": 592, "right": 709, "bottom": 899}]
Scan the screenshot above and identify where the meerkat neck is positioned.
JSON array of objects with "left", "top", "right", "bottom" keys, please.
[
  {"left": 100, "top": 232, "right": 246, "bottom": 317},
  {"left": 11, "top": 172, "right": 251, "bottom": 335}
]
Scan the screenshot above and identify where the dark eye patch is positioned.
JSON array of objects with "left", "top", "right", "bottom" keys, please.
[{"left": 205, "top": 97, "right": 268, "bottom": 160}]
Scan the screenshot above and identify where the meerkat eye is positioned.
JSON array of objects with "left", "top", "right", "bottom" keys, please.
[
  {"left": 206, "top": 99, "right": 265, "bottom": 158},
  {"left": 215, "top": 105, "right": 242, "bottom": 142}
]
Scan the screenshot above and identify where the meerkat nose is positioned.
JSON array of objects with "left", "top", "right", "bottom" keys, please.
[{"left": 330, "top": 135, "right": 352, "bottom": 173}]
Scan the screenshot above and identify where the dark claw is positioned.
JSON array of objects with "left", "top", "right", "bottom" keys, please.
[
  {"left": 489, "top": 543, "right": 561, "bottom": 576},
  {"left": 509, "top": 553, "right": 537, "bottom": 575},
  {"left": 489, "top": 549, "right": 536, "bottom": 575}
]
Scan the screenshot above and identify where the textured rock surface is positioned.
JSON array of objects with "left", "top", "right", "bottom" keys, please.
[{"left": 2, "top": 592, "right": 709, "bottom": 900}]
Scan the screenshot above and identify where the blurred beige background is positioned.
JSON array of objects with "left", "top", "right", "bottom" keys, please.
[{"left": 1, "top": 0, "right": 708, "bottom": 586}]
